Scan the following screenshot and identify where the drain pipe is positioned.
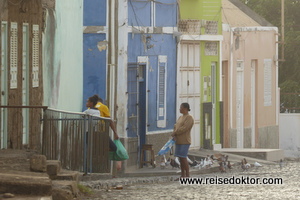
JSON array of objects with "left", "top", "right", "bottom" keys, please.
[
  {"left": 280, "top": 0, "right": 285, "bottom": 61},
  {"left": 230, "top": 27, "right": 234, "bottom": 129}
]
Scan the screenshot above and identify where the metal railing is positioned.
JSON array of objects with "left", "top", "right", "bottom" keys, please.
[
  {"left": 42, "top": 108, "right": 110, "bottom": 173},
  {"left": 0, "top": 106, "right": 111, "bottom": 173}
]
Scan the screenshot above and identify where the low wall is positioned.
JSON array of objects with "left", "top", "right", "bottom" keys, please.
[
  {"left": 228, "top": 126, "right": 279, "bottom": 149},
  {"left": 279, "top": 114, "right": 300, "bottom": 158}
]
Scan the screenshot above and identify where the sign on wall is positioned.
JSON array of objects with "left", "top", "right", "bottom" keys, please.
[{"left": 264, "top": 59, "right": 272, "bottom": 106}]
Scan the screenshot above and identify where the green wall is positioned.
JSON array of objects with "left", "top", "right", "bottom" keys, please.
[
  {"left": 200, "top": 42, "right": 221, "bottom": 146},
  {"left": 180, "top": 0, "right": 222, "bottom": 147}
]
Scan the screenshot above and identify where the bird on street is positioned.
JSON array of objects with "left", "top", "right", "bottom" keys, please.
[
  {"left": 279, "top": 159, "right": 285, "bottom": 169},
  {"left": 254, "top": 162, "right": 262, "bottom": 167}
]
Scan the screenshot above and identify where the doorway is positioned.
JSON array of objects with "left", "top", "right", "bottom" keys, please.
[
  {"left": 222, "top": 61, "right": 229, "bottom": 147},
  {"left": 22, "top": 24, "right": 30, "bottom": 145},
  {"left": 1, "top": 22, "right": 8, "bottom": 149},
  {"left": 178, "top": 43, "right": 201, "bottom": 148},
  {"left": 127, "top": 62, "right": 147, "bottom": 155},
  {"left": 211, "top": 62, "right": 217, "bottom": 146}
]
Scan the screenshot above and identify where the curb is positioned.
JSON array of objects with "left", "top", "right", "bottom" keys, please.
[
  {"left": 80, "top": 166, "right": 221, "bottom": 189},
  {"left": 81, "top": 176, "right": 179, "bottom": 190}
]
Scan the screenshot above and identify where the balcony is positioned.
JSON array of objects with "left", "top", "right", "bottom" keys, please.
[
  {"left": 178, "top": 19, "right": 201, "bottom": 34},
  {"left": 178, "top": 19, "right": 219, "bottom": 35}
]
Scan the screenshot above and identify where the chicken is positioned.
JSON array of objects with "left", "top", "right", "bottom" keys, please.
[
  {"left": 211, "top": 154, "right": 229, "bottom": 163},
  {"left": 160, "top": 159, "right": 166, "bottom": 169},
  {"left": 203, "top": 157, "right": 213, "bottom": 168},
  {"left": 227, "top": 161, "right": 233, "bottom": 170},
  {"left": 279, "top": 159, "right": 284, "bottom": 169},
  {"left": 170, "top": 158, "right": 180, "bottom": 169},
  {"left": 219, "top": 162, "right": 226, "bottom": 173},
  {"left": 254, "top": 162, "right": 262, "bottom": 167},
  {"left": 224, "top": 155, "right": 229, "bottom": 162},
  {"left": 241, "top": 158, "right": 251, "bottom": 171},
  {"left": 175, "top": 157, "right": 181, "bottom": 166},
  {"left": 187, "top": 157, "right": 198, "bottom": 167},
  {"left": 195, "top": 159, "right": 204, "bottom": 169},
  {"left": 189, "top": 160, "right": 198, "bottom": 167},
  {"left": 165, "top": 157, "right": 171, "bottom": 167}
]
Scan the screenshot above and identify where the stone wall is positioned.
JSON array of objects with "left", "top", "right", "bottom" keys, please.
[
  {"left": 258, "top": 125, "right": 279, "bottom": 149},
  {"left": 146, "top": 132, "right": 173, "bottom": 164},
  {"left": 244, "top": 127, "right": 252, "bottom": 148},
  {"left": 123, "top": 137, "right": 138, "bottom": 171},
  {"left": 124, "top": 131, "right": 173, "bottom": 170},
  {"left": 229, "top": 126, "right": 279, "bottom": 149},
  {"left": 229, "top": 129, "right": 237, "bottom": 148}
]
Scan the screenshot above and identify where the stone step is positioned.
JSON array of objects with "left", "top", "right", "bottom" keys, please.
[
  {"left": 46, "top": 160, "right": 62, "bottom": 176},
  {"left": 0, "top": 194, "right": 52, "bottom": 200},
  {"left": 30, "top": 155, "right": 47, "bottom": 172},
  {"left": 220, "top": 148, "right": 284, "bottom": 162},
  {"left": 0, "top": 172, "right": 52, "bottom": 196},
  {"left": 49, "top": 170, "right": 79, "bottom": 183},
  {"left": 52, "top": 180, "right": 79, "bottom": 200}
]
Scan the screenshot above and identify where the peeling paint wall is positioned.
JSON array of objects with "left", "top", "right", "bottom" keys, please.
[
  {"left": 82, "top": 0, "right": 107, "bottom": 111},
  {"left": 127, "top": 33, "right": 177, "bottom": 134},
  {"left": 43, "top": 0, "right": 83, "bottom": 111},
  {"left": 127, "top": 0, "right": 178, "bottom": 139},
  {"left": 116, "top": 0, "right": 129, "bottom": 139}
]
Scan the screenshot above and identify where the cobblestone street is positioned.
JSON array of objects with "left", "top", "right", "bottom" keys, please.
[{"left": 86, "top": 162, "right": 299, "bottom": 200}]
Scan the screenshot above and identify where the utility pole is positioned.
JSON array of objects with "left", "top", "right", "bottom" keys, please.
[
  {"left": 280, "top": 0, "right": 285, "bottom": 61},
  {"left": 108, "top": 0, "right": 117, "bottom": 118}
]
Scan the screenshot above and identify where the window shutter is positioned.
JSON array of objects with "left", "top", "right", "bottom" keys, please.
[
  {"left": 10, "top": 22, "right": 18, "bottom": 89},
  {"left": 157, "top": 55, "right": 167, "bottom": 128},
  {"left": 264, "top": 59, "right": 272, "bottom": 106},
  {"left": 32, "top": 25, "right": 39, "bottom": 87}
]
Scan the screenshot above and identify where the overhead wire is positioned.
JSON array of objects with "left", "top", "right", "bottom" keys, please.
[
  {"left": 8, "top": 0, "right": 24, "bottom": 6},
  {"left": 132, "top": 0, "right": 177, "bottom": 5}
]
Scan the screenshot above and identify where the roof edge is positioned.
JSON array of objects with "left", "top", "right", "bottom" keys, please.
[{"left": 228, "top": 0, "right": 273, "bottom": 27}]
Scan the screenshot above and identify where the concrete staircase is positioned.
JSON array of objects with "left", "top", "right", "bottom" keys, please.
[{"left": 0, "top": 152, "right": 80, "bottom": 200}]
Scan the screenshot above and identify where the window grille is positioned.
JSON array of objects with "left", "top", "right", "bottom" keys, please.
[
  {"left": 178, "top": 19, "right": 201, "bottom": 34},
  {"left": 205, "top": 20, "right": 218, "bottom": 35}
]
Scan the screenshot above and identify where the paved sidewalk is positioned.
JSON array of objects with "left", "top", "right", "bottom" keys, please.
[
  {"left": 80, "top": 148, "right": 279, "bottom": 189},
  {"left": 87, "top": 161, "right": 298, "bottom": 200}
]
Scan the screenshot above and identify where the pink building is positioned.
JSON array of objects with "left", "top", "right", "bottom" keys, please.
[{"left": 221, "top": 0, "right": 279, "bottom": 149}]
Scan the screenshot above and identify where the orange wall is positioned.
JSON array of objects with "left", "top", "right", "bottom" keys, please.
[{"left": 222, "top": 27, "right": 278, "bottom": 129}]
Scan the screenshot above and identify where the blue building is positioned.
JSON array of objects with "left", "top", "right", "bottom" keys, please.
[
  {"left": 82, "top": 0, "right": 108, "bottom": 111},
  {"left": 82, "top": 0, "right": 179, "bottom": 168},
  {"left": 124, "top": 0, "right": 179, "bottom": 167}
]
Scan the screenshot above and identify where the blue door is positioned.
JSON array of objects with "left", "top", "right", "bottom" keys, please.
[
  {"left": 127, "top": 63, "right": 147, "bottom": 160},
  {"left": 138, "top": 65, "right": 147, "bottom": 148}
]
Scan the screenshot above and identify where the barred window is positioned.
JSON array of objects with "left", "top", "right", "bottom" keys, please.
[{"left": 205, "top": 42, "right": 218, "bottom": 56}]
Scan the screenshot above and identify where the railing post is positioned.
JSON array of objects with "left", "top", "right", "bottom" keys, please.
[
  {"left": 83, "top": 114, "right": 87, "bottom": 174},
  {"left": 88, "top": 115, "right": 93, "bottom": 173}
]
